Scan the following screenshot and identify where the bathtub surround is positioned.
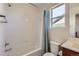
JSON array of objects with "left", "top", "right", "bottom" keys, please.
[
  {"left": 23, "top": 48, "right": 42, "bottom": 56},
  {"left": 4, "top": 3, "right": 43, "bottom": 56}
]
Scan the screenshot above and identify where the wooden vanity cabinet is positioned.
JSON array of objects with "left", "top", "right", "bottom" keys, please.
[{"left": 61, "top": 47, "right": 79, "bottom": 56}]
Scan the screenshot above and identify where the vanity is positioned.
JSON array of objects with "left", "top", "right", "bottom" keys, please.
[{"left": 61, "top": 38, "right": 79, "bottom": 56}]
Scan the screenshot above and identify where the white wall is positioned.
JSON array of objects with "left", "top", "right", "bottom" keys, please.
[
  {"left": 49, "top": 28, "right": 67, "bottom": 43},
  {"left": 5, "top": 4, "right": 43, "bottom": 56}
]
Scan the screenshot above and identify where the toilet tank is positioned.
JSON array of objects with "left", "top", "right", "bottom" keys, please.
[{"left": 50, "top": 41, "right": 61, "bottom": 55}]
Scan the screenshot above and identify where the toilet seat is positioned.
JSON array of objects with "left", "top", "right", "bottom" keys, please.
[{"left": 43, "top": 52, "right": 56, "bottom": 56}]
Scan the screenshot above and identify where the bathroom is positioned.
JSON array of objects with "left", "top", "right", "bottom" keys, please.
[{"left": 0, "top": 3, "right": 79, "bottom": 56}]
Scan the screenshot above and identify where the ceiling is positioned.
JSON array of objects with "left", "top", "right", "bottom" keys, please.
[
  {"left": 70, "top": 3, "right": 79, "bottom": 8},
  {"left": 31, "top": 3, "right": 58, "bottom": 9},
  {"left": 8, "top": 3, "right": 58, "bottom": 10},
  {"left": 32, "top": 3, "right": 79, "bottom": 9},
  {"left": 9, "top": 3, "right": 79, "bottom": 9}
]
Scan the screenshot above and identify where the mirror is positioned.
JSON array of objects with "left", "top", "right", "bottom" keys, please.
[{"left": 69, "top": 3, "right": 79, "bottom": 38}]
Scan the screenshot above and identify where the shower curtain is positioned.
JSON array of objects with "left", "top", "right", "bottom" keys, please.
[{"left": 43, "top": 10, "right": 50, "bottom": 54}]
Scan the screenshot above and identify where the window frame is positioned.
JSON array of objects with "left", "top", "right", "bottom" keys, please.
[{"left": 50, "top": 3, "right": 65, "bottom": 28}]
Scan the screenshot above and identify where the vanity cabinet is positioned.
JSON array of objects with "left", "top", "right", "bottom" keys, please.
[
  {"left": 60, "top": 38, "right": 79, "bottom": 56},
  {"left": 61, "top": 47, "right": 79, "bottom": 56}
]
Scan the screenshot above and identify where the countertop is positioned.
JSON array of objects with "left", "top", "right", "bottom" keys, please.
[{"left": 61, "top": 38, "right": 79, "bottom": 53}]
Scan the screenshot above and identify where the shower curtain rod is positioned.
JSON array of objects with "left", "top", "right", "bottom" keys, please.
[{"left": 28, "top": 3, "right": 38, "bottom": 8}]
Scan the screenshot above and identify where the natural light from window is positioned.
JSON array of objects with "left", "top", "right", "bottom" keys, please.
[{"left": 50, "top": 4, "right": 65, "bottom": 28}]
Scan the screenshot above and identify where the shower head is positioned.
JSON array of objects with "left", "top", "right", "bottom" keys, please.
[{"left": 8, "top": 3, "right": 11, "bottom": 7}]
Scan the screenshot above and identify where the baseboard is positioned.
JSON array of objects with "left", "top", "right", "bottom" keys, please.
[{"left": 23, "top": 48, "right": 42, "bottom": 56}]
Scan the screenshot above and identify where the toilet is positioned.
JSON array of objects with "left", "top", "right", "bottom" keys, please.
[{"left": 43, "top": 41, "right": 61, "bottom": 56}]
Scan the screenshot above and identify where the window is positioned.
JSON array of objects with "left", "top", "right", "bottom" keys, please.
[{"left": 50, "top": 4, "right": 65, "bottom": 28}]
